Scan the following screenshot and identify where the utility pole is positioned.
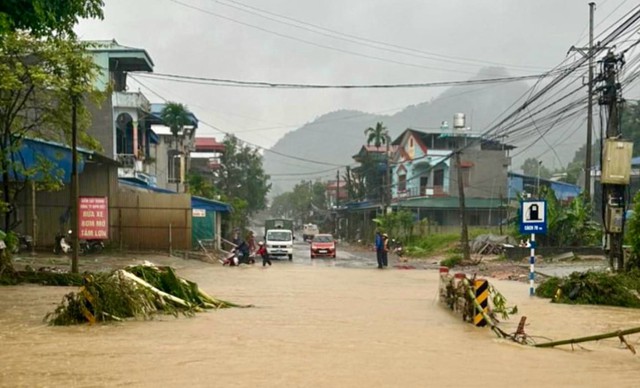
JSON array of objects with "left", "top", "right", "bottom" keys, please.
[
  {"left": 597, "top": 50, "right": 630, "bottom": 271},
  {"left": 569, "top": 2, "right": 596, "bottom": 201},
  {"left": 455, "top": 151, "right": 471, "bottom": 261},
  {"left": 70, "top": 93, "right": 79, "bottom": 274},
  {"left": 585, "top": 2, "right": 595, "bottom": 201},
  {"left": 385, "top": 132, "right": 391, "bottom": 213}
]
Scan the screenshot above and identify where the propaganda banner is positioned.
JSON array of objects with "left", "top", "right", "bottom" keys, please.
[{"left": 79, "top": 196, "right": 109, "bottom": 240}]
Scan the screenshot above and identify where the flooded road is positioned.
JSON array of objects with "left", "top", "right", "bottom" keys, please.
[{"left": 1, "top": 254, "right": 640, "bottom": 387}]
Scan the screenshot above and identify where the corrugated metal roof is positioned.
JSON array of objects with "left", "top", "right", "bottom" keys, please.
[
  {"left": 118, "top": 180, "right": 231, "bottom": 213},
  {"left": 395, "top": 197, "right": 503, "bottom": 209},
  {"left": 0, "top": 138, "right": 92, "bottom": 183}
]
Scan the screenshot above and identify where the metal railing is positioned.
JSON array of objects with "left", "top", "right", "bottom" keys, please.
[{"left": 396, "top": 185, "right": 446, "bottom": 199}]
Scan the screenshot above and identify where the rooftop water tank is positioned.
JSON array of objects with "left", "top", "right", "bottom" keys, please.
[{"left": 453, "top": 113, "right": 466, "bottom": 129}]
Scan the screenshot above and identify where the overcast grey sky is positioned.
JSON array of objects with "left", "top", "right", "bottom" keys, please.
[{"left": 75, "top": 0, "right": 638, "bottom": 152}]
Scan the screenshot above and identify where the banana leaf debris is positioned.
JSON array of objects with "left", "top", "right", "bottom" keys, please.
[
  {"left": 536, "top": 269, "right": 640, "bottom": 308},
  {"left": 45, "top": 261, "right": 252, "bottom": 325}
]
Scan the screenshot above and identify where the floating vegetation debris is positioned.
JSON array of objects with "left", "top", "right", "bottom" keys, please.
[
  {"left": 536, "top": 270, "right": 640, "bottom": 308},
  {"left": 45, "top": 262, "right": 252, "bottom": 325}
]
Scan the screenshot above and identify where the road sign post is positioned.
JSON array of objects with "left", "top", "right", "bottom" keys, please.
[{"left": 520, "top": 200, "right": 547, "bottom": 296}]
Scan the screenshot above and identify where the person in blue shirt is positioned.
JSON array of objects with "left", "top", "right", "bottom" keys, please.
[{"left": 375, "top": 230, "right": 384, "bottom": 269}]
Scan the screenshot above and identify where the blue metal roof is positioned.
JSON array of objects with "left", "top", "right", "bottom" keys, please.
[
  {"left": 0, "top": 138, "right": 91, "bottom": 183},
  {"left": 192, "top": 196, "right": 231, "bottom": 213},
  {"left": 119, "top": 180, "right": 231, "bottom": 213}
]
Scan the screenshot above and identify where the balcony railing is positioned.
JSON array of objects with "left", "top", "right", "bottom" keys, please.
[
  {"left": 396, "top": 185, "right": 446, "bottom": 199},
  {"left": 113, "top": 91, "right": 151, "bottom": 111},
  {"left": 117, "top": 153, "right": 157, "bottom": 186}
]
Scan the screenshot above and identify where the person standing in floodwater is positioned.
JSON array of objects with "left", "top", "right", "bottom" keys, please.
[
  {"left": 382, "top": 233, "right": 389, "bottom": 267},
  {"left": 247, "top": 231, "right": 256, "bottom": 255},
  {"left": 257, "top": 241, "right": 271, "bottom": 267},
  {"left": 375, "top": 231, "right": 384, "bottom": 269}
]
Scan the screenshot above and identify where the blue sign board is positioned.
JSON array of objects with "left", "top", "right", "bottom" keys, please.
[{"left": 519, "top": 200, "right": 547, "bottom": 234}]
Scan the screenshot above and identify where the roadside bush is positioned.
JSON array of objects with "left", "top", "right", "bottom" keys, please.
[
  {"left": 535, "top": 270, "right": 640, "bottom": 308},
  {"left": 625, "top": 191, "right": 640, "bottom": 270},
  {"left": 441, "top": 254, "right": 463, "bottom": 268}
]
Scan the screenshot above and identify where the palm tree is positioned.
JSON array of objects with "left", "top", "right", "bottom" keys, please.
[
  {"left": 160, "top": 102, "right": 191, "bottom": 191},
  {"left": 364, "top": 122, "right": 387, "bottom": 147},
  {"left": 160, "top": 102, "right": 190, "bottom": 145}
]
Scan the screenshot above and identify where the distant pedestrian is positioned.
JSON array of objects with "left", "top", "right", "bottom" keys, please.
[
  {"left": 257, "top": 241, "right": 271, "bottom": 267},
  {"left": 247, "top": 231, "right": 256, "bottom": 254},
  {"left": 382, "top": 233, "right": 389, "bottom": 267},
  {"left": 375, "top": 231, "right": 384, "bottom": 269}
]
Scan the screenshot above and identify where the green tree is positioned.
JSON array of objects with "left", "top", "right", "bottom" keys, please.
[
  {"left": 187, "top": 173, "right": 217, "bottom": 199},
  {"left": 343, "top": 166, "right": 365, "bottom": 202},
  {"left": 621, "top": 100, "right": 640, "bottom": 156},
  {"left": 557, "top": 140, "right": 601, "bottom": 184},
  {"left": 0, "top": 0, "right": 104, "bottom": 38},
  {"left": 523, "top": 187, "right": 600, "bottom": 247},
  {"left": 269, "top": 180, "right": 328, "bottom": 224},
  {"left": 626, "top": 190, "right": 640, "bottom": 270},
  {"left": 373, "top": 210, "right": 415, "bottom": 241},
  {"left": 160, "top": 102, "right": 191, "bottom": 145},
  {"left": 270, "top": 192, "right": 294, "bottom": 219},
  {"left": 520, "top": 158, "right": 552, "bottom": 179},
  {"left": 364, "top": 122, "right": 387, "bottom": 147},
  {"left": 217, "top": 135, "right": 270, "bottom": 222},
  {"left": 0, "top": 34, "right": 103, "bottom": 274},
  {"left": 354, "top": 152, "right": 384, "bottom": 202}
]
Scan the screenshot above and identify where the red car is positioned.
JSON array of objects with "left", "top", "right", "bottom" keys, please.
[{"left": 310, "top": 234, "right": 336, "bottom": 258}]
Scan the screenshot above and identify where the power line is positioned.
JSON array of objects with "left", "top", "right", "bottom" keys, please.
[
  {"left": 212, "top": 0, "right": 549, "bottom": 73},
  {"left": 166, "top": 0, "right": 493, "bottom": 75},
  {"left": 132, "top": 75, "right": 346, "bottom": 167},
  {"left": 136, "top": 71, "right": 555, "bottom": 89}
]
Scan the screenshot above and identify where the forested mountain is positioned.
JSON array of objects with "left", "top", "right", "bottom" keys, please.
[{"left": 262, "top": 67, "right": 588, "bottom": 195}]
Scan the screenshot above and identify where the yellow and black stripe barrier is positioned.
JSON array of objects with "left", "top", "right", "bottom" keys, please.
[
  {"left": 473, "top": 279, "right": 489, "bottom": 327},
  {"left": 438, "top": 269, "right": 507, "bottom": 338}
]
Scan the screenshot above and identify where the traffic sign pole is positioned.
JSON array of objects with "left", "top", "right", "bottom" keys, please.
[
  {"left": 530, "top": 233, "right": 535, "bottom": 296},
  {"left": 520, "top": 199, "right": 546, "bottom": 297}
]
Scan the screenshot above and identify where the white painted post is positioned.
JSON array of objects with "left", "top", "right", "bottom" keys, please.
[{"left": 530, "top": 233, "right": 535, "bottom": 296}]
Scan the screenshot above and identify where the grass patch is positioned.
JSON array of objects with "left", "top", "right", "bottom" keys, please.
[
  {"left": 440, "top": 254, "right": 463, "bottom": 268},
  {"left": 406, "top": 233, "right": 460, "bottom": 257}
]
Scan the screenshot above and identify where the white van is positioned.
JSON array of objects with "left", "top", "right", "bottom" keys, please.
[{"left": 266, "top": 229, "right": 294, "bottom": 261}]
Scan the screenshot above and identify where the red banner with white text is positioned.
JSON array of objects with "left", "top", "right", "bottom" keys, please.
[{"left": 78, "top": 196, "right": 109, "bottom": 240}]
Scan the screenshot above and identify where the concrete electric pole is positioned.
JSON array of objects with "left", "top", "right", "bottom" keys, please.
[
  {"left": 385, "top": 132, "right": 391, "bottom": 213},
  {"left": 597, "top": 50, "right": 632, "bottom": 271},
  {"left": 569, "top": 2, "right": 596, "bottom": 201},
  {"left": 336, "top": 169, "right": 340, "bottom": 236},
  {"left": 455, "top": 151, "right": 471, "bottom": 262}
]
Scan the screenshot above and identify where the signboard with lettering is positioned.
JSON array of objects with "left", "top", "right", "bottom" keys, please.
[
  {"left": 519, "top": 200, "right": 547, "bottom": 234},
  {"left": 79, "top": 196, "right": 109, "bottom": 240},
  {"left": 192, "top": 209, "right": 206, "bottom": 217}
]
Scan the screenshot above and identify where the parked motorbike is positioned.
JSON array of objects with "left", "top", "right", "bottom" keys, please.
[
  {"left": 54, "top": 230, "right": 73, "bottom": 254},
  {"left": 391, "top": 239, "right": 406, "bottom": 262},
  {"left": 54, "top": 229, "right": 105, "bottom": 255},
  {"left": 79, "top": 239, "right": 105, "bottom": 254},
  {"left": 12, "top": 233, "right": 33, "bottom": 254}
]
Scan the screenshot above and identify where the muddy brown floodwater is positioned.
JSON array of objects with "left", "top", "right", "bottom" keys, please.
[{"left": 1, "top": 256, "right": 640, "bottom": 387}]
